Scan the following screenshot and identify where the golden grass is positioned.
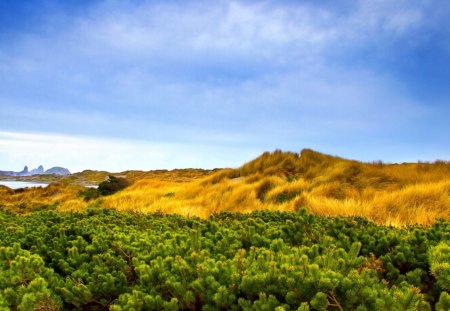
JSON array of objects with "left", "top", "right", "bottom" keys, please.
[
  {"left": 0, "top": 183, "right": 87, "bottom": 213},
  {"left": 1, "top": 149, "right": 449, "bottom": 226}
]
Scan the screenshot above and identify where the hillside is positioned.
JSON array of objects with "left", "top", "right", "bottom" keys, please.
[
  {"left": 98, "top": 149, "right": 450, "bottom": 226},
  {"left": 1, "top": 149, "right": 449, "bottom": 226},
  {"left": 2, "top": 168, "right": 213, "bottom": 185}
]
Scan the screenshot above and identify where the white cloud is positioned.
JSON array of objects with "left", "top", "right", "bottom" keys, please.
[{"left": 0, "top": 131, "right": 260, "bottom": 172}]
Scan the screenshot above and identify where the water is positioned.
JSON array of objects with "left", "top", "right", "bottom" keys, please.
[{"left": 0, "top": 180, "right": 49, "bottom": 189}]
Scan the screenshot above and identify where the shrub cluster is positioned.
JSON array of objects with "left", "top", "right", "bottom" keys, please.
[
  {"left": 79, "top": 176, "right": 130, "bottom": 202},
  {"left": 98, "top": 176, "right": 130, "bottom": 196},
  {"left": 1, "top": 209, "right": 450, "bottom": 310}
]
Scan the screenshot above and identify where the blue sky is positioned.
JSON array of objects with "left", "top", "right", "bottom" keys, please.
[{"left": 1, "top": 0, "right": 450, "bottom": 172}]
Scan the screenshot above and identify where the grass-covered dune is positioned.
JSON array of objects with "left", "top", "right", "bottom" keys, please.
[
  {"left": 1, "top": 149, "right": 449, "bottom": 226},
  {"left": 101, "top": 149, "right": 450, "bottom": 226}
]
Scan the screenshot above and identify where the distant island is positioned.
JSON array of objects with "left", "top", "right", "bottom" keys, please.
[{"left": 0, "top": 165, "right": 70, "bottom": 176}]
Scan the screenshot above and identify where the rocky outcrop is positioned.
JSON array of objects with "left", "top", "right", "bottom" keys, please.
[
  {"left": 0, "top": 165, "right": 70, "bottom": 176},
  {"left": 44, "top": 167, "right": 71, "bottom": 176},
  {"left": 29, "top": 165, "right": 44, "bottom": 175},
  {"left": 19, "top": 166, "right": 29, "bottom": 176},
  {"left": 0, "top": 170, "right": 15, "bottom": 176},
  {"left": 0, "top": 166, "right": 29, "bottom": 176}
]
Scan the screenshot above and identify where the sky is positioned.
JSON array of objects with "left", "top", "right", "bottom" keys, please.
[{"left": 1, "top": 0, "right": 450, "bottom": 172}]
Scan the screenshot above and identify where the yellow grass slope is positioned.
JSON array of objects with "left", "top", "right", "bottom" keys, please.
[
  {"left": 1, "top": 149, "right": 449, "bottom": 226},
  {"left": 0, "top": 183, "right": 88, "bottom": 213},
  {"left": 102, "top": 149, "right": 450, "bottom": 226}
]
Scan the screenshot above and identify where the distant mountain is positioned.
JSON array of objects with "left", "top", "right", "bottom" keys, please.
[
  {"left": 18, "top": 166, "right": 29, "bottom": 176},
  {"left": 0, "top": 170, "right": 15, "bottom": 176},
  {"left": 29, "top": 165, "right": 44, "bottom": 175},
  {"left": 0, "top": 166, "right": 29, "bottom": 176},
  {"left": 0, "top": 165, "right": 70, "bottom": 176},
  {"left": 44, "top": 167, "right": 71, "bottom": 176}
]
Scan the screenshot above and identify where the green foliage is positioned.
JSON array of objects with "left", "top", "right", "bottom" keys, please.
[
  {"left": 429, "top": 242, "right": 450, "bottom": 291},
  {"left": 274, "top": 191, "right": 300, "bottom": 203},
  {"left": 163, "top": 192, "right": 175, "bottom": 198},
  {"left": 0, "top": 244, "right": 63, "bottom": 310},
  {"left": 79, "top": 178, "right": 130, "bottom": 201},
  {"left": 287, "top": 175, "right": 299, "bottom": 183},
  {"left": 79, "top": 187, "right": 100, "bottom": 201},
  {"left": 98, "top": 175, "right": 130, "bottom": 196},
  {"left": 297, "top": 303, "right": 310, "bottom": 311},
  {"left": 1, "top": 208, "right": 450, "bottom": 309},
  {"left": 436, "top": 292, "right": 450, "bottom": 311},
  {"left": 17, "top": 278, "right": 62, "bottom": 311},
  {"left": 310, "top": 292, "right": 328, "bottom": 310}
]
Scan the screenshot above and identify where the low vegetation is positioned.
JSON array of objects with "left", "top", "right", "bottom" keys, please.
[{"left": 2, "top": 208, "right": 450, "bottom": 310}]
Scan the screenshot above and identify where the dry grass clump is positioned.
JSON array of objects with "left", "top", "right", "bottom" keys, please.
[
  {"left": 368, "top": 180, "right": 450, "bottom": 225},
  {"left": 0, "top": 183, "right": 86, "bottom": 213}
]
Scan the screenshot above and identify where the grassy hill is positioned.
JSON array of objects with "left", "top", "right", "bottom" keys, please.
[
  {"left": 100, "top": 149, "right": 450, "bottom": 226},
  {"left": 1, "top": 168, "right": 213, "bottom": 185},
  {"left": 1, "top": 149, "right": 449, "bottom": 226}
]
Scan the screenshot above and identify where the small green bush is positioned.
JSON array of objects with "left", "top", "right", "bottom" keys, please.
[
  {"left": 98, "top": 176, "right": 130, "bottom": 196},
  {"left": 79, "top": 188, "right": 100, "bottom": 201},
  {"left": 275, "top": 191, "right": 300, "bottom": 203}
]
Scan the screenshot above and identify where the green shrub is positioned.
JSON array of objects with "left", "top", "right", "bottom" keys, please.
[
  {"left": 275, "top": 191, "right": 300, "bottom": 203},
  {"left": 98, "top": 176, "right": 130, "bottom": 196},
  {"left": 429, "top": 242, "right": 450, "bottom": 291},
  {"left": 2, "top": 208, "right": 450, "bottom": 309},
  {"left": 79, "top": 188, "right": 100, "bottom": 201}
]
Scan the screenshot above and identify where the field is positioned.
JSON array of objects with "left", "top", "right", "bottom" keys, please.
[{"left": 1, "top": 149, "right": 450, "bottom": 310}]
